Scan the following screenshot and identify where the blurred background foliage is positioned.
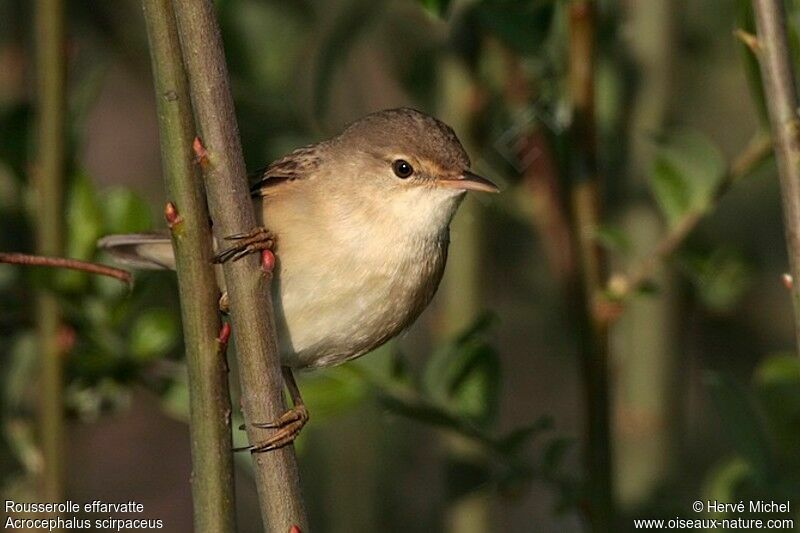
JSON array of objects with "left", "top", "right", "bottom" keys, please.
[{"left": 1, "top": 0, "right": 800, "bottom": 531}]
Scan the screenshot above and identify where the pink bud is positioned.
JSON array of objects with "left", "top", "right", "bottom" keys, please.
[
  {"left": 217, "top": 322, "right": 231, "bottom": 345},
  {"left": 57, "top": 325, "right": 77, "bottom": 354},
  {"left": 164, "top": 201, "right": 182, "bottom": 228},
  {"left": 262, "top": 249, "right": 275, "bottom": 273},
  {"left": 193, "top": 136, "right": 209, "bottom": 167}
]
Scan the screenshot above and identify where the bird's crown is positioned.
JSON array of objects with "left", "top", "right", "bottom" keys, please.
[{"left": 336, "top": 107, "right": 470, "bottom": 173}]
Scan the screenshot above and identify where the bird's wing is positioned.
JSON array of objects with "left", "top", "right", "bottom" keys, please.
[{"left": 249, "top": 143, "right": 324, "bottom": 197}]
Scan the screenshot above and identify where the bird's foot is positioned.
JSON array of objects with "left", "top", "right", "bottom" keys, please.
[
  {"left": 213, "top": 226, "right": 275, "bottom": 264},
  {"left": 234, "top": 405, "right": 309, "bottom": 453}
]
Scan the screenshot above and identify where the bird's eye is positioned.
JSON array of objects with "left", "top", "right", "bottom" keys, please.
[{"left": 392, "top": 159, "right": 414, "bottom": 179}]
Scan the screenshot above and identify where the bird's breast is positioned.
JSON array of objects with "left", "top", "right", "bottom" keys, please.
[{"left": 272, "top": 222, "right": 448, "bottom": 369}]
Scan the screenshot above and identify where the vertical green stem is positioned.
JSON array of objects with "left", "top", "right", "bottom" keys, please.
[
  {"left": 752, "top": 0, "right": 800, "bottom": 353},
  {"left": 437, "top": 56, "right": 491, "bottom": 533},
  {"left": 141, "top": 1, "right": 236, "bottom": 531},
  {"left": 170, "top": 1, "right": 308, "bottom": 530},
  {"left": 613, "top": 0, "right": 679, "bottom": 508},
  {"left": 568, "top": 1, "right": 615, "bottom": 530},
  {"left": 34, "top": 0, "right": 66, "bottom": 510}
]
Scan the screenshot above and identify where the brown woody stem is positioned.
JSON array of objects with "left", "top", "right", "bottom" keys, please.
[
  {"left": 34, "top": 0, "right": 66, "bottom": 511},
  {"left": 610, "top": 132, "right": 772, "bottom": 303},
  {"left": 752, "top": 0, "right": 800, "bottom": 352},
  {"left": 171, "top": 0, "right": 308, "bottom": 530},
  {"left": 567, "top": 2, "right": 615, "bottom": 530},
  {"left": 0, "top": 253, "right": 132, "bottom": 285},
  {"left": 141, "top": 0, "right": 237, "bottom": 530}
]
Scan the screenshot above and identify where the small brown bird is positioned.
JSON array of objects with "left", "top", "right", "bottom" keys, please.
[{"left": 99, "top": 107, "right": 498, "bottom": 449}]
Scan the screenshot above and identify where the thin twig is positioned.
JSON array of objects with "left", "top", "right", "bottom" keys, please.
[
  {"left": 734, "top": 28, "right": 761, "bottom": 55},
  {"left": 0, "top": 253, "right": 133, "bottom": 285},
  {"left": 171, "top": 1, "right": 308, "bottom": 530},
  {"left": 609, "top": 132, "right": 772, "bottom": 303},
  {"left": 752, "top": 0, "right": 800, "bottom": 353},
  {"left": 140, "top": 0, "right": 236, "bottom": 530}
]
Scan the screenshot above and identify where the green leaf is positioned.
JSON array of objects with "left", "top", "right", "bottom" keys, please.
[
  {"left": 496, "top": 461, "right": 536, "bottom": 498},
  {"left": 736, "top": 0, "right": 769, "bottom": 124},
  {"left": 541, "top": 437, "right": 573, "bottom": 475},
  {"left": 59, "top": 171, "right": 104, "bottom": 292},
  {"left": 66, "top": 171, "right": 104, "bottom": 261},
  {"left": 446, "top": 457, "right": 491, "bottom": 500},
  {"left": 92, "top": 270, "right": 130, "bottom": 300},
  {"left": 649, "top": 157, "right": 691, "bottom": 226},
  {"left": 101, "top": 188, "right": 152, "bottom": 234},
  {"left": 471, "top": 0, "right": 555, "bottom": 55},
  {"left": 378, "top": 392, "right": 469, "bottom": 435},
  {"left": 0, "top": 104, "right": 32, "bottom": 180},
  {"left": 755, "top": 353, "right": 800, "bottom": 385},
  {"left": 702, "top": 456, "right": 755, "bottom": 518},
  {"left": 422, "top": 314, "right": 500, "bottom": 426},
  {"left": 68, "top": 345, "right": 124, "bottom": 384},
  {"left": 659, "top": 130, "right": 725, "bottom": 200},
  {"left": 753, "top": 354, "right": 800, "bottom": 458},
  {"left": 298, "top": 368, "right": 368, "bottom": 420},
  {"left": 417, "top": 0, "right": 452, "bottom": 18},
  {"left": 129, "top": 308, "right": 179, "bottom": 362},
  {"left": 2, "top": 330, "right": 41, "bottom": 472},
  {"left": 0, "top": 160, "right": 21, "bottom": 212},
  {"left": 649, "top": 130, "right": 725, "bottom": 226},
  {"left": 0, "top": 257, "right": 19, "bottom": 292},
  {"left": 678, "top": 248, "right": 752, "bottom": 311},
  {"left": 449, "top": 344, "right": 500, "bottom": 426},
  {"left": 496, "top": 415, "right": 554, "bottom": 454},
  {"left": 593, "top": 225, "right": 632, "bottom": 254},
  {"left": 388, "top": 347, "right": 413, "bottom": 384},
  {"left": 4, "top": 332, "right": 38, "bottom": 412},
  {"left": 64, "top": 379, "right": 131, "bottom": 421},
  {"left": 705, "top": 372, "right": 774, "bottom": 479},
  {"left": 423, "top": 314, "right": 496, "bottom": 397}
]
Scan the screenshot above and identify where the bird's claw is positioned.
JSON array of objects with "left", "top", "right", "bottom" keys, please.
[
  {"left": 213, "top": 226, "right": 275, "bottom": 264},
  {"left": 234, "top": 405, "right": 309, "bottom": 453},
  {"left": 218, "top": 292, "right": 230, "bottom": 314}
]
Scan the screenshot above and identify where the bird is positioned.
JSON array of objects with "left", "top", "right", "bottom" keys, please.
[{"left": 98, "top": 107, "right": 498, "bottom": 451}]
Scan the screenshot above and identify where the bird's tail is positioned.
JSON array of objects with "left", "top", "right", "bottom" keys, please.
[{"left": 97, "top": 233, "right": 176, "bottom": 270}]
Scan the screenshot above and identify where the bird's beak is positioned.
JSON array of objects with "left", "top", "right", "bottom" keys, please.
[{"left": 438, "top": 170, "right": 499, "bottom": 193}]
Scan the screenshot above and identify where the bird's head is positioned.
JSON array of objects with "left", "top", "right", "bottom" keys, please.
[{"left": 328, "top": 108, "right": 498, "bottom": 233}]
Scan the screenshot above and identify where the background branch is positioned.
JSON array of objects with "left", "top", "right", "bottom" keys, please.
[
  {"left": 752, "top": 0, "right": 800, "bottom": 352},
  {"left": 34, "top": 0, "right": 66, "bottom": 510},
  {"left": 170, "top": 0, "right": 308, "bottom": 529},
  {"left": 0, "top": 253, "right": 132, "bottom": 285},
  {"left": 610, "top": 132, "right": 772, "bottom": 303},
  {"left": 141, "top": 1, "right": 236, "bottom": 530},
  {"left": 567, "top": 2, "right": 615, "bottom": 529}
]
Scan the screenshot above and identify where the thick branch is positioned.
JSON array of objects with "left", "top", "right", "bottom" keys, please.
[
  {"left": 170, "top": 1, "right": 308, "bottom": 530},
  {"left": 752, "top": 0, "right": 800, "bottom": 352},
  {"left": 34, "top": 0, "right": 66, "bottom": 509},
  {"left": 141, "top": 1, "right": 236, "bottom": 530},
  {"left": 501, "top": 50, "right": 576, "bottom": 283},
  {"left": 567, "top": 2, "right": 615, "bottom": 530}
]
